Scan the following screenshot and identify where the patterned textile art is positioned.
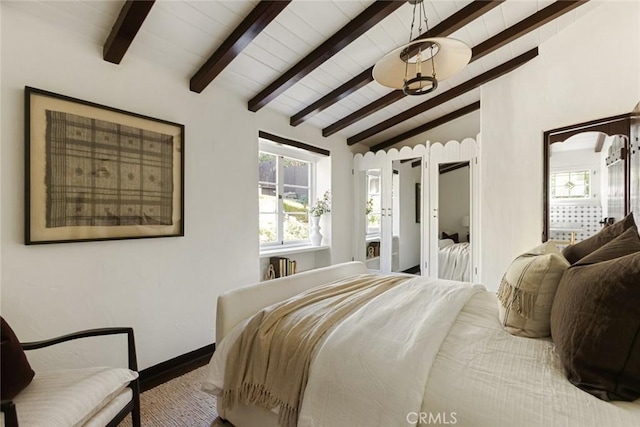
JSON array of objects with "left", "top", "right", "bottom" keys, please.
[{"left": 45, "top": 110, "right": 174, "bottom": 228}]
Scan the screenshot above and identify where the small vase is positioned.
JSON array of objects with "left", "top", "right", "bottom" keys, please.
[{"left": 310, "top": 215, "right": 322, "bottom": 246}]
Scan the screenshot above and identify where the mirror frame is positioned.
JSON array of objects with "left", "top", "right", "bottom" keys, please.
[
  {"left": 542, "top": 113, "right": 633, "bottom": 242},
  {"left": 427, "top": 138, "right": 479, "bottom": 281}
]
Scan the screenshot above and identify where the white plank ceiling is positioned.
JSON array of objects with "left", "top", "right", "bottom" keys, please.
[{"left": 5, "top": 0, "right": 601, "bottom": 149}]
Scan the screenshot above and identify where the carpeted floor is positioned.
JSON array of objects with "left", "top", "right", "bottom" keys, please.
[{"left": 119, "top": 366, "right": 229, "bottom": 427}]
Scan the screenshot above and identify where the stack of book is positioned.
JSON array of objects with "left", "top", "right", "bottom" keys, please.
[{"left": 269, "top": 257, "right": 297, "bottom": 278}]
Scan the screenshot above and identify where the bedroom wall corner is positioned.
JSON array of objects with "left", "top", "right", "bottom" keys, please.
[{"left": 479, "top": 0, "right": 640, "bottom": 289}]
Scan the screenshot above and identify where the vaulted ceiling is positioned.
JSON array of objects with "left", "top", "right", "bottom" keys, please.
[{"left": 8, "top": 0, "right": 598, "bottom": 150}]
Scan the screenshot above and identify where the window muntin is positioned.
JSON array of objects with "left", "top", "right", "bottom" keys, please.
[{"left": 259, "top": 147, "right": 314, "bottom": 247}]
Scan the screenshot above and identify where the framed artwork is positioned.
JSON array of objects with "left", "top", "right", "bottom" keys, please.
[{"left": 25, "top": 87, "right": 184, "bottom": 244}]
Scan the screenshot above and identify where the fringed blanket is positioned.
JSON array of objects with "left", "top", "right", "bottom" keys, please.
[
  {"left": 297, "top": 277, "right": 484, "bottom": 427},
  {"left": 221, "top": 274, "right": 410, "bottom": 427}
]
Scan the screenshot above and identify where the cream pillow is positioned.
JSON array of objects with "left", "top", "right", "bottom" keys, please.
[{"left": 497, "top": 242, "right": 569, "bottom": 337}]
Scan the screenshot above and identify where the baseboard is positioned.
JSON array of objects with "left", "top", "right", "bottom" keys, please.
[{"left": 139, "top": 343, "right": 215, "bottom": 392}]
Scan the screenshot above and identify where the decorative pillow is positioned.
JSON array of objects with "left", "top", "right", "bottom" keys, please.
[
  {"left": 441, "top": 231, "right": 459, "bottom": 244},
  {"left": 573, "top": 226, "right": 640, "bottom": 265},
  {"left": 1, "top": 317, "right": 35, "bottom": 400},
  {"left": 497, "top": 242, "right": 570, "bottom": 338},
  {"left": 550, "top": 252, "right": 640, "bottom": 401},
  {"left": 561, "top": 213, "right": 636, "bottom": 264}
]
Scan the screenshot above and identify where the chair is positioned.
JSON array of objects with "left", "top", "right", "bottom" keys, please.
[{"left": 1, "top": 327, "right": 141, "bottom": 427}]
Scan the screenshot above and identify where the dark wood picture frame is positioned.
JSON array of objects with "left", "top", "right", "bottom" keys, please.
[{"left": 25, "top": 87, "right": 185, "bottom": 244}]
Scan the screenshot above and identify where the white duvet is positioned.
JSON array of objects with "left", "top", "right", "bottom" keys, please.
[
  {"left": 203, "top": 280, "right": 640, "bottom": 427},
  {"left": 203, "top": 276, "right": 483, "bottom": 427},
  {"left": 438, "top": 242, "right": 470, "bottom": 281},
  {"left": 424, "top": 292, "right": 640, "bottom": 427}
]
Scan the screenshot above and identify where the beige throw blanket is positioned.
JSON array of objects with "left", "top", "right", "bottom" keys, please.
[{"left": 221, "top": 273, "right": 410, "bottom": 427}]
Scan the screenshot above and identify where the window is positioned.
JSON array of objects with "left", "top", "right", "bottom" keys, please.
[
  {"left": 259, "top": 140, "right": 317, "bottom": 248},
  {"left": 366, "top": 170, "right": 381, "bottom": 235},
  {"left": 551, "top": 170, "right": 591, "bottom": 200}
]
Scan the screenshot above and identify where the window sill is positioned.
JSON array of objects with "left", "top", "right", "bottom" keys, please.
[{"left": 260, "top": 244, "right": 330, "bottom": 258}]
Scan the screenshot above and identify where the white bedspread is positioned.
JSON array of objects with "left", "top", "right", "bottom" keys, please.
[
  {"left": 423, "top": 292, "right": 640, "bottom": 427},
  {"left": 298, "top": 277, "right": 483, "bottom": 427},
  {"left": 203, "top": 276, "right": 483, "bottom": 427},
  {"left": 438, "top": 242, "right": 470, "bottom": 281},
  {"left": 203, "top": 279, "right": 640, "bottom": 427}
]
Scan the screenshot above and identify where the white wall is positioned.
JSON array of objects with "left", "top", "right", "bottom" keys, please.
[
  {"left": 0, "top": 5, "right": 353, "bottom": 370},
  {"left": 389, "top": 110, "right": 480, "bottom": 150},
  {"left": 480, "top": 0, "right": 640, "bottom": 289},
  {"left": 439, "top": 166, "right": 470, "bottom": 240}
]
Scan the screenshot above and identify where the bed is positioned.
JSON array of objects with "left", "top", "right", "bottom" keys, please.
[
  {"left": 438, "top": 239, "right": 470, "bottom": 281},
  {"left": 202, "top": 261, "right": 640, "bottom": 427}
]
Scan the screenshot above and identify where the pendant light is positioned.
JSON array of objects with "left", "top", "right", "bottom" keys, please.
[{"left": 372, "top": 0, "right": 471, "bottom": 96}]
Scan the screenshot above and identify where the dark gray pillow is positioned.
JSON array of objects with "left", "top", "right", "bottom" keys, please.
[
  {"left": 561, "top": 213, "right": 636, "bottom": 264},
  {"left": 573, "top": 226, "right": 640, "bottom": 265},
  {"left": 550, "top": 251, "right": 640, "bottom": 401}
]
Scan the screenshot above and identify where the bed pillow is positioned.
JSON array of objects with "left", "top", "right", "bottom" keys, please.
[
  {"left": 550, "top": 251, "right": 640, "bottom": 401},
  {"left": 441, "top": 231, "right": 459, "bottom": 244},
  {"left": 561, "top": 213, "right": 636, "bottom": 264},
  {"left": 1, "top": 317, "right": 35, "bottom": 400},
  {"left": 438, "top": 239, "right": 454, "bottom": 249},
  {"left": 573, "top": 226, "right": 640, "bottom": 265},
  {"left": 497, "top": 242, "right": 569, "bottom": 338}
]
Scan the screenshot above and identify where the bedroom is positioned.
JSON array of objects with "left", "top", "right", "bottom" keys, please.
[{"left": 1, "top": 0, "right": 639, "bottom": 425}]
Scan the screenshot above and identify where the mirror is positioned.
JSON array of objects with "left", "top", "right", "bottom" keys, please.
[
  {"left": 353, "top": 144, "right": 427, "bottom": 274},
  {"left": 365, "top": 169, "right": 381, "bottom": 271},
  {"left": 543, "top": 113, "right": 637, "bottom": 244},
  {"left": 436, "top": 162, "right": 471, "bottom": 281},
  {"left": 390, "top": 158, "right": 422, "bottom": 274},
  {"left": 427, "top": 138, "right": 479, "bottom": 282}
]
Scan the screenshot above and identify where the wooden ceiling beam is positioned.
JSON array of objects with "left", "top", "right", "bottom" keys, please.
[
  {"left": 325, "top": 0, "right": 587, "bottom": 138},
  {"left": 440, "top": 162, "right": 469, "bottom": 174},
  {"left": 346, "top": 48, "right": 538, "bottom": 145},
  {"left": 471, "top": 0, "right": 588, "bottom": 62},
  {"left": 290, "top": 0, "right": 503, "bottom": 127},
  {"left": 594, "top": 133, "right": 606, "bottom": 153},
  {"left": 248, "top": 0, "right": 405, "bottom": 112},
  {"left": 369, "top": 101, "right": 481, "bottom": 151},
  {"left": 103, "top": 0, "right": 155, "bottom": 64},
  {"left": 190, "top": 1, "right": 291, "bottom": 93},
  {"left": 289, "top": 69, "right": 374, "bottom": 127}
]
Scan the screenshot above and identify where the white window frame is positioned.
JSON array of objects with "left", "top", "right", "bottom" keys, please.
[
  {"left": 549, "top": 167, "right": 595, "bottom": 205},
  {"left": 259, "top": 138, "right": 319, "bottom": 249}
]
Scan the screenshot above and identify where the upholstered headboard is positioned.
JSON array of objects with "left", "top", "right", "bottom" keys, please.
[{"left": 216, "top": 261, "right": 367, "bottom": 342}]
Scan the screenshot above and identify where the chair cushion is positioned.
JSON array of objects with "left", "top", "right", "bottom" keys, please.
[
  {"left": 82, "top": 388, "right": 132, "bottom": 427},
  {"left": 1, "top": 317, "right": 35, "bottom": 400},
  {"left": 11, "top": 367, "right": 138, "bottom": 427}
]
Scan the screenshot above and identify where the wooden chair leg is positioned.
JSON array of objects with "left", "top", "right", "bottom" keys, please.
[
  {"left": 131, "top": 379, "right": 141, "bottom": 427},
  {"left": 1, "top": 401, "right": 19, "bottom": 427}
]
